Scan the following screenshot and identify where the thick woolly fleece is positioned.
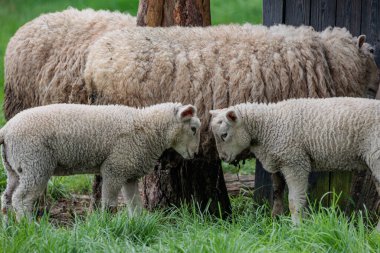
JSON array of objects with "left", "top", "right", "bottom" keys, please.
[
  {"left": 84, "top": 25, "right": 378, "bottom": 154},
  {"left": 0, "top": 103, "right": 200, "bottom": 220},
  {"left": 4, "top": 8, "right": 136, "bottom": 119},
  {"left": 212, "top": 97, "right": 380, "bottom": 230}
]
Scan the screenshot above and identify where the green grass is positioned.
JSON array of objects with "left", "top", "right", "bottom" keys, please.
[{"left": 1, "top": 196, "right": 379, "bottom": 252}]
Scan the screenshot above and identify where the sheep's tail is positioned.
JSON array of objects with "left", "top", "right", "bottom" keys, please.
[{"left": 0, "top": 127, "right": 5, "bottom": 145}]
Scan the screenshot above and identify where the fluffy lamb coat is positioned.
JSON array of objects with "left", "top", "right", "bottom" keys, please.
[
  {"left": 210, "top": 97, "right": 380, "bottom": 231},
  {"left": 0, "top": 103, "right": 201, "bottom": 220},
  {"left": 4, "top": 8, "right": 136, "bottom": 119},
  {"left": 83, "top": 25, "right": 378, "bottom": 155}
]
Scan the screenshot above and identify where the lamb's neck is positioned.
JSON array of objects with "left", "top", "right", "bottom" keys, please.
[
  {"left": 132, "top": 109, "right": 173, "bottom": 158},
  {"left": 239, "top": 103, "right": 273, "bottom": 145}
]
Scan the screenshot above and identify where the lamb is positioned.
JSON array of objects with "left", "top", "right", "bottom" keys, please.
[
  {"left": 0, "top": 103, "right": 201, "bottom": 221},
  {"left": 209, "top": 97, "right": 380, "bottom": 231},
  {"left": 4, "top": 7, "right": 136, "bottom": 120}
]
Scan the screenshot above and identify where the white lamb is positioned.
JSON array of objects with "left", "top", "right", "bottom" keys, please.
[
  {"left": 0, "top": 103, "right": 201, "bottom": 221},
  {"left": 210, "top": 97, "right": 380, "bottom": 231}
]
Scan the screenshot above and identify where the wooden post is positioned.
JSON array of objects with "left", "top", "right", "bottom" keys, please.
[{"left": 260, "top": 0, "right": 380, "bottom": 213}]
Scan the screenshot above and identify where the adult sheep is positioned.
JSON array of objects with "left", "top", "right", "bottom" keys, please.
[
  {"left": 4, "top": 8, "right": 136, "bottom": 120},
  {"left": 1, "top": 102, "right": 200, "bottom": 221},
  {"left": 209, "top": 97, "right": 380, "bottom": 231}
]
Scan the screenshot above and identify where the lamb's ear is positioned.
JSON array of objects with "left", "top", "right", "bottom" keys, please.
[
  {"left": 178, "top": 105, "right": 196, "bottom": 121},
  {"left": 357, "top": 35, "right": 366, "bottom": 48},
  {"left": 225, "top": 109, "right": 238, "bottom": 124}
]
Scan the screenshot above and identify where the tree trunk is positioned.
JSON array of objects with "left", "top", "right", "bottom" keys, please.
[
  {"left": 137, "top": 0, "right": 230, "bottom": 218},
  {"left": 92, "top": 0, "right": 231, "bottom": 218}
]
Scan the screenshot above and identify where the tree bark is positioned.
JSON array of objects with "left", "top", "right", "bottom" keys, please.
[
  {"left": 92, "top": 0, "right": 231, "bottom": 218},
  {"left": 137, "top": 0, "right": 211, "bottom": 27}
]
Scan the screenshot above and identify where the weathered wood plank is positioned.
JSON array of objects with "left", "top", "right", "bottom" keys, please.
[
  {"left": 310, "top": 0, "right": 337, "bottom": 31},
  {"left": 336, "top": 0, "right": 362, "bottom": 35},
  {"left": 285, "top": 0, "right": 311, "bottom": 25},
  {"left": 224, "top": 173, "right": 255, "bottom": 196},
  {"left": 263, "top": 0, "right": 284, "bottom": 26},
  {"left": 329, "top": 171, "right": 353, "bottom": 207},
  {"left": 361, "top": 0, "right": 380, "bottom": 66},
  {"left": 308, "top": 172, "right": 330, "bottom": 206}
]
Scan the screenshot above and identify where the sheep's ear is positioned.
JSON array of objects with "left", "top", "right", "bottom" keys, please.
[
  {"left": 178, "top": 105, "right": 196, "bottom": 121},
  {"left": 225, "top": 109, "right": 238, "bottom": 124},
  {"left": 358, "top": 35, "right": 366, "bottom": 48}
]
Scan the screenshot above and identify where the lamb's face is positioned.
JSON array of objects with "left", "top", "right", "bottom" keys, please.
[
  {"left": 210, "top": 108, "right": 251, "bottom": 163},
  {"left": 171, "top": 105, "right": 201, "bottom": 159}
]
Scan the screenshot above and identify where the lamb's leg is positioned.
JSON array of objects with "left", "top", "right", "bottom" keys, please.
[
  {"left": 101, "top": 177, "right": 122, "bottom": 213},
  {"left": 1, "top": 168, "right": 19, "bottom": 221},
  {"left": 281, "top": 167, "right": 309, "bottom": 225},
  {"left": 12, "top": 176, "right": 49, "bottom": 221},
  {"left": 122, "top": 180, "right": 142, "bottom": 216},
  {"left": 271, "top": 172, "right": 286, "bottom": 217}
]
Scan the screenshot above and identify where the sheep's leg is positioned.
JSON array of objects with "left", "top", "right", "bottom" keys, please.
[
  {"left": 271, "top": 172, "right": 286, "bottom": 217},
  {"left": 1, "top": 168, "right": 19, "bottom": 221},
  {"left": 101, "top": 176, "right": 122, "bottom": 213},
  {"left": 122, "top": 180, "right": 142, "bottom": 216},
  {"left": 12, "top": 176, "right": 49, "bottom": 221},
  {"left": 281, "top": 167, "right": 309, "bottom": 225}
]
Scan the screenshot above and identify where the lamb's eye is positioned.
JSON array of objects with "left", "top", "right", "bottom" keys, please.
[
  {"left": 221, "top": 133, "right": 228, "bottom": 141},
  {"left": 370, "top": 48, "right": 375, "bottom": 54},
  {"left": 191, "top": 127, "right": 197, "bottom": 135}
]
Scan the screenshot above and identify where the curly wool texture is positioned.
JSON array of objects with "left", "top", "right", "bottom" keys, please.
[
  {"left": 4, "top": 8, "right": 136, "bottom": 119},
  {"left": 84, "top": 24, "right": 378, "bottom": 155},
  {"left": 0, "top": 102, "right": 200, "bottom": 219},
  {"left": 234, "top": 98, "right": 380, "bottom": 175}
]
